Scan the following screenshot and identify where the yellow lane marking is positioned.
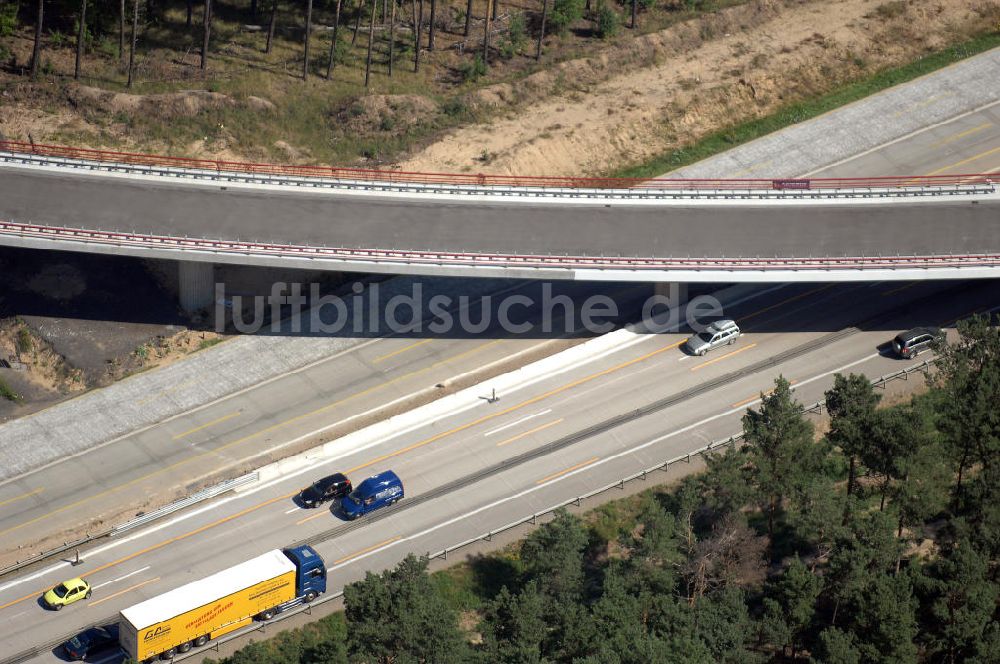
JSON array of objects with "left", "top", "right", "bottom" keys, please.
[
  {"left": 334, "top": 537, "right": 402, "bottom": 565},
  {"left": 739, "top": 284, "right": 835, "bottom": 324},
  {"left": 345, "top": 340, "right": 686, "bottom": 475},
  {"left": 924, "top": 145, "right": 1000, "bottom": 175},
  {"left": 296, "top": 509, "right": 332, "bottom": 526},
  {"left": 882, "top": 282, "right": 916, "bottom": 297},
  {"left": 931, "top": 122, "right": 992, "bottom": 147},
  {"left": 172, "top": 411, "right": 241, "bottom": 440},
  {"left": 136, "top": 377, "right": 199, "bottom": 408},
  {"left": 0, "top": 339, "right": 503, "bottom": 539},
  {"left": 0, "top": 488, "right": 43, "bottom": 509},
  {"left": 88, "top": 577, "right": 160, "bottom": 607},
  {"left": 691, "top": 343, "right": 758, "bottom": 372},
  {"left": 892, "top": 94, "right": 944, "bottom": 119},
  {"left": 374, "top": 339, "right": 434, "bottom": 364},
  {"left": 0, "top": 491, "right": 295, "bottom": 611},
  {"left": 536, "top": 457, "right": 600, "bottom": 485},
  {"left": 731, "top": 379, "right": 798, "bottom": 409},
  {"left": 496, "top": 419, "right": 564, "bottom": 447}
]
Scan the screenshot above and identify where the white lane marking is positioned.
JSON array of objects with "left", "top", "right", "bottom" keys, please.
[
  {"left": 677, "top": 356, "right": 690, "bottom": 362},
  {"left": 285, "top": 507, "right": 300, "bottom": 514},
  {"left": 328, "top": 351, "right": 922, "bottom": 572},
  {"left": 91, "top": 565, "right": 151, "bottom": 590},
  {"left": 484, "top": 410, "right": 553, "bottom": 436},
  {"left": 0, "top": 285, "right": 792, "bottom": 596}
]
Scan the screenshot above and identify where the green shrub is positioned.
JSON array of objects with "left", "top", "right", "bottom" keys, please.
[
  {"left": 16, "top": 328, "right": 32, "bottom": 355},
  {"left": 548, "top": 0, "right": 585, "bottom": 35},
  {"left": 596, "top": 3, "right": 620, "bottom": 38},
  {"left": 459, "top": 53, "right": 487, "bottom": 82},
  {"left": 442, "top": 96, "right": 468, "bottom": 117},
  {"left": 0, "top": 379, "right": 21, "bottom": 403},
  {"left": 49, "top": 30, "right": 68, "bottom": 49},
  {"left": 0, "top": 2, "right": 17, "bottom": 36}
]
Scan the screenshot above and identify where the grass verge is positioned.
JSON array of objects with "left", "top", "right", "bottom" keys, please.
[{"left": 612, "top": 31, "right": 1000, "bottom": 179}]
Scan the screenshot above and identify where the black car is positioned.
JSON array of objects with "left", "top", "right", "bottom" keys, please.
[
  {"left": 892, "top": 327, "right": 943, "bottom": 359},
  {"left": 299, "top": 473, "right": 352, "bottom": 508},
  {"left": 63, "top": 624, "right": 119, "bottom": 661}
]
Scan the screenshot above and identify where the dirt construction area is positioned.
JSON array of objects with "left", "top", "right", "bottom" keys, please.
[
  {"left": 2, "top": 0, "right": 997, "bottom": 174},
  {"left": 399, "top": 0, "right": 1000, "bottom": 175}
]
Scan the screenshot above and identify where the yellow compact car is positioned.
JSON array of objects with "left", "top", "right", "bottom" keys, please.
[{"left": 43, "top": 577, "right": 91, "bottom": 610}]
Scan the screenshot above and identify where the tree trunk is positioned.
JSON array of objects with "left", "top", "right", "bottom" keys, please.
[
  {"left": 631, "top": 0, "right": 636, "bottom": 29},
  {"left": 30, "top": 0, "right": 43, "bottom": 80},
  {"left": 119, "top": 0, "right": 126, "bottom": 61},
  {"left": 463, "top": 0, "right": 472, "bottom": 36},
  {"left": 364, "top": 0, "right": 375, "bottom": 86},
  {"left": 186, "top": 0, "right": 193, "bottom": 27},
  {"left": 75, "top": 0, "right": 87, "bottom": 79},
  {"left": 303, "top": 0, "right": 313, "bottom": 79},
  {"left": 127, "top": 0, "right": 139, "bottom": 87},
  {"left": 880, "top": 477, "right": 889, "bottom": 511},
  {"left": 387, "top": 0, "right": 395, "bottom": 76},
  {"left": 427, "top": 0, "right": 435, "bottom": 50},
  {"left": 413, "top": 0, "right": 422, "bottom": 71},
  {"left": 352, "top": 0, "right": 364, "bottom": 44},
  {"left": 482, "top": 0, "right": 490, "bottom": 66},
  {"left": 491, "top": 0, "right": 497, "bottom": 19},
  {"left": 846, "top": 455, "right": 856, "bottom": 496},
  {"left": 200, "top": 0, "right": 211, "bottom": 70},
  {"left": 535, "top": 0, "right": 546, "bottom": 60},
  {"left": 265, "top": 0, "right": 277, "bottom": 52},
  {"left": 251, "top": 0, "right": 258, "bottom": 16},
  {"left": 326, "top": 0, "right": 342, "bottom": 77}
]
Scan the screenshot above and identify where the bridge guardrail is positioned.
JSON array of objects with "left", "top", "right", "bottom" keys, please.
[
  {"left": 2, "top": 140, "right": 997, "bottom": 191},
  {"left": 4, "top": 220, "right": 1000, "bottom": 273}
]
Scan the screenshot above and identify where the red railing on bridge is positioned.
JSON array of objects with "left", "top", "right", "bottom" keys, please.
[{"left": 2, "top": 140, "right": 997, "bottom": 190}]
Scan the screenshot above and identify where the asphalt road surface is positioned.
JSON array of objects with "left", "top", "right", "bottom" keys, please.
[{"left": 1, "top": 277, "right": 998, "bottom": 662}]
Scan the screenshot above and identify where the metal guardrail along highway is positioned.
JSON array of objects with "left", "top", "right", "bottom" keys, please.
[
  {"left": 0, "top": 358, "right": 935, "bottom": 664},
  {"left": 3, "top": 140, "right": 997, "bottom": 190},
  {"left": 0, "top": 473, "right": 258, "bottom": 579}
]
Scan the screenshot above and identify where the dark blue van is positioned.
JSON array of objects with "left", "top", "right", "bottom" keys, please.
[{"left": 341, "top": 470, "right": 403, "bottom": 520}]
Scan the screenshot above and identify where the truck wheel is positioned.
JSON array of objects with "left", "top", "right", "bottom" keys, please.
[
  {"left": 304, "top": 591, "right": 317, "bottom": 602},
  {"left": 194, "top": 635, "right": 210, "bottom": 647},
  {"left": 85, "top": 590, "right": 92, "bottom": 599},
  {"left": 259, "top": 608, "right": 276, "bottom": 620},
  {"left": 160, "top": 648, "right": 176, "bottom": 660},
  {"left": 178, "top": 642, "right": 192, "bottom": 653}
]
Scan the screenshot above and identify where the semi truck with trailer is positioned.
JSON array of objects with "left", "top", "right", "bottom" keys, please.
[{"left": 118, "top": 546, "right": 326, "bottom": 662}]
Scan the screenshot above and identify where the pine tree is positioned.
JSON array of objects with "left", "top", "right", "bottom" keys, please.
[{"left": 742, "top": 376, "right": 816, "bottom": 543}]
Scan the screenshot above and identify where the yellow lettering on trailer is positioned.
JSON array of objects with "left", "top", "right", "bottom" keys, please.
[{"left": 134, "top": 569, "right": 296, "bottom": 660}]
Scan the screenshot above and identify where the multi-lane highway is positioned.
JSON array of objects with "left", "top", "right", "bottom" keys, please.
[
  {"left": 0, "top": 280, "right": 652, "bottom": 561},
  {"left": 1, "top": 65, "right": 998, "bottom": 662},
  {"left": 1, "top": 277, "right": 998, "bottom": 662}
]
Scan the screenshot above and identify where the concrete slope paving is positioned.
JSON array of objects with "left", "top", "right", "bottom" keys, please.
[{"left": 666, "top": 47, "right": 1000, "bottom": 179}]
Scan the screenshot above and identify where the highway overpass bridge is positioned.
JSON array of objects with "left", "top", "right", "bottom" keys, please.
[{"left": 2, "top": 142, "right": 999, "bottom": 310}]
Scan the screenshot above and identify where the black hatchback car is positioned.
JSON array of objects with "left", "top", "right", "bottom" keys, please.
[
  {"left": 892, "top": 327, "right": 943, "bottom": 359},
  {"left": 300, "top": 473, "right": 352, "bottom": 508},
  {"left": 63, "top": 624, "right": 120, "bottom": 660}
]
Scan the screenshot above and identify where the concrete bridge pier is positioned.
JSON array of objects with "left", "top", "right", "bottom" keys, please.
[
  {"left": 178, "top": 260, "right": 216, "bottom": 313},
  {"left": 654, "top": 282, "right": 689, "bottom": 307}
]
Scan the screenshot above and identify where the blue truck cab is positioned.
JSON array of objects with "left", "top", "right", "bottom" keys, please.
[
  {"left": 282, "top": 545, "right": 327, "bottom": 603},
  {"left": 341, "top": 470, "right": 404, "bottom": 520}
]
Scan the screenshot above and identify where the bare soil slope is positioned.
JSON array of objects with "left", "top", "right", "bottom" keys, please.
[{"left": 399, "top": 0, "right": 1000, "bottom": 175}]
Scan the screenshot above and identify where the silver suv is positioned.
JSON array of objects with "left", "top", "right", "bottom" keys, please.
[{"left": 685, "top": 319, "right": 741, "bottom": 356}]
